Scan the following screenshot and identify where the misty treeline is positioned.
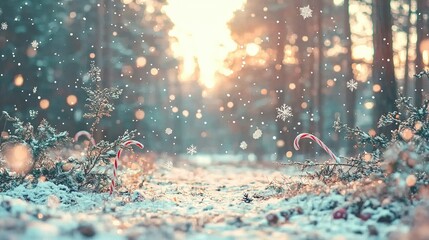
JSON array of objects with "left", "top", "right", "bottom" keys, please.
[{"left": 0, "top": 0, "right": 428, "bottom": 159}]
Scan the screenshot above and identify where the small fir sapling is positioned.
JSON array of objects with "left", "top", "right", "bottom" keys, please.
[
  {"left": 82, "top": 62, "right": 123, "bottom": 138},
  {"left": 284, "top": 73, "right": 428, "bottom": 191},
  {"left": 334, "top": 92, "right": 427, "bottom": 200},
  {"left": 77, "top": 62, "right": 138, "bottom": 192},
  {"left": 0, "top": 62, "right": 139, "bottom": 193},
  {"left": 0, "top": 111, "right": 69, "bottom": 191}
]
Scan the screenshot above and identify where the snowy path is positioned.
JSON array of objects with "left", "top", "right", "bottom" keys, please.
[{"left": 0, "top": 160, "right": 411, "bottom": 239}]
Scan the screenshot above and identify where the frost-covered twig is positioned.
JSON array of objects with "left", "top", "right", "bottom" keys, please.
[
  {"left": 414, "top": 69, "right": 429, "bottom": 79},
  {"left": 83, "top": 62, "right": 123, "bottom": 137}
]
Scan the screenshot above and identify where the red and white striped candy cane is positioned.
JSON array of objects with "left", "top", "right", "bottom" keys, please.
[
  {"left": 73, "top": 130, "right": 96, "bottom": 146},
  {"left": 294, "top": 133, "right": 340, "bottom": 163},
  {"left": 110, "top": 140, "right": 144, "bottom": 195}
]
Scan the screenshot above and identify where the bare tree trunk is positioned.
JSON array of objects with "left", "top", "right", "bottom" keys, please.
[
  {"left": 103, "top": 0, "right": 113, "bottom": 89},
  {"left": 96, "top": 0, "right": 104, "bottom": 73},
  {"left": 372, "top": 0, "right": 397, "bottom": 137},
  {"left": 315, "top": 0, "right": 324, "bottom": 140},
  {"left": 94, "top": 0, "right": 105, "bottom": 142},
  {"left": 344, "top": 0, "right": 356, "bottom": 154},
  {"left": 415, "top": 0, "right": 428, "bottom": 106},
  {"left": 173, "top": 78, "right": 183, "bottom": 154},
  {"left": 274, "top": 9, "right": 288, "bottom": 160},
  {"left": 403, "top": 0, "right": 412, "bottom": 96}
]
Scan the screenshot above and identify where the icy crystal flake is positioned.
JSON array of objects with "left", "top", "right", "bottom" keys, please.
[
  {"left": 187, "top": 144, "right": 197, "bottom": 155},
  {"left": 300, "top": 5, "right": 313, "bottom": 19},
  {"left": 240, "top": 141, "right": 247, "bottom": 150},
  {"left": 1, "top": 22, "right": 7, "bottom": 30},
  {"left": 165, "top": 128, "right": 173, "bottom": 135},
  {"left": 253, "top": 128, "right": 262, "bottom": 139},
  {"left": 31, "top": 40, "right": 39, "bottom": 49},
  {"left": 347, "top": 79, "right": 358, "bottom": 92},
  {"left": 276, "top": 104, "right": 293, "bottom": 121}
]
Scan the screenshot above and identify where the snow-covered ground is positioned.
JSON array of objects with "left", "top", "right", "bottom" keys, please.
[{"left": 0, "top": 159, "right": 422, "bottom": 239}]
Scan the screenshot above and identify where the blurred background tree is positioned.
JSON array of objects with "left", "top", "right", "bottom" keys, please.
[{"left": 0, "top": 0, "right": 427, "bottom": 160}]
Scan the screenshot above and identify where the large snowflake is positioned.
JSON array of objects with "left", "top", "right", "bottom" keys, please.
[
  {"left": 31, "top": 40, "right": 39, "bottom": 49},
  {"left": 1, "top": 22, "right": 7, "bottom": 30},
  {"left": 347, "top": 79, "right": 358, "bottom": 92},
  {"left": 240, "top": 141, "right": 247, "bottom": 150},
  {"left": 165, "top": 127, "right": 173, "bottom": 135},
  {"left": 300, "top": 5, "right": 313, "bottom": 19},
  {"left": 276, "top": 104, "right": 293, "bottom": 121},
  {"left": 253, "top": 128, "right": 263, "bottom": 139},
  {"left": 187, "top": 144, "right": 197, "bottom": 155}
]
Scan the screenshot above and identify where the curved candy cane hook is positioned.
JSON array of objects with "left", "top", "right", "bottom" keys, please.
[
  {"left": 109, "top": 140, "right": 144, "bottom": 195},
  {"left": 294, "top": 133, "right": 340, "bottom": 163},
  {"left": 73, "top": 130, "right": 96, "bottom": 146}
]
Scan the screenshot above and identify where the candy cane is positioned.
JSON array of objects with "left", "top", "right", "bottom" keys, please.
[
  {"left": 294, "top": 133, "right": 341, "bottom": 163},
  {"left": 73, "top": 130, "right": 96, "bottom": 146},
  {"left": 110, "top": 140, "right": 144, "bottom": 195}
]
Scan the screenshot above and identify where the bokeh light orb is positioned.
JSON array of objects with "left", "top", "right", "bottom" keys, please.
[
  {"left": 2, "top": 143, "right": 33, "bottom": 175},
  {"left": 136, "top": 57, "right": 147, "bottom": 68},
  {"left": 66, "top": 95, "right": 78, "bottom": 106},
  {"left": 135, "top": 109, "right": 145, "bottom": 120},
  {"left": 40, "top": 99, "right": 50, "bottom": 109},
  {"left": 14, "top": 74, "right": 24, "bottom": 87},
  {"left": 372, "top": 84, "right": 381, "bottom": 93},
  {"left": 400, "top": 128, "right": 414, "bottom": 142}
]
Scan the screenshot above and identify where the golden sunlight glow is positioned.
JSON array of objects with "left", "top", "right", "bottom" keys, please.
[
  {"left": 419, "top": 39, "right": 429, "bottom": 65},
  {"left": 423, "top": 50, "right": 429, "bottom": 66},
  {"left": 246, "top": 43, "right": 260, "bottom": 57},
  {"left": 333, "top": 0, "right": 344, "bottom": 5},
  {"left": 164, "top": 0, "right": 246, "bottom": 88}
]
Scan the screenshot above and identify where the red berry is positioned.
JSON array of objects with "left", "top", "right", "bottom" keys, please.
[
  {"left": 333, "top": 208, "right": 347, "bottom": 219},
  {"left": 266, "top": 213, "right": 279, "bottom": 225},
  {"left": 359, "top": 212, "right": 371, "bottom": 221}
]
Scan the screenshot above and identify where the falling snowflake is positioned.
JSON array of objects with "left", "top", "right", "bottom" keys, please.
[
  {"left": 32, "top": 87, "right": 37, "bottom": 93},
  {"left": 347, "top": 79, "right": 358, "bottom": 92},
  {"left": 300, "top": 5, "right": 313, "bottom": 19},
  {"left": 29, "top": 110, "right": 38, "bottom": 119},
  {"left": 240, "top": 141, "right": 247, "bottom": 150},
  {"left": 31, "top": 40, "right": 39, "bottom": 49},
  {"left": 276, "top": 104, "right": 293, "bottom": 121},
  {"left": 187, "top": 144, "right": 197, "bottom": 155},
  {"left": 1, "top": 22, "right": 7, "bottom": 30},
  {"left": 165, "top": 128, "right": 173, "bottom": 135},
  {"left": 253, "top": 128, "right": 262, "bottom": 139}
]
